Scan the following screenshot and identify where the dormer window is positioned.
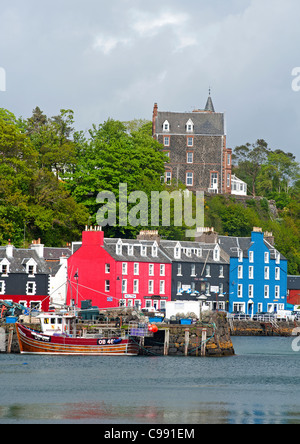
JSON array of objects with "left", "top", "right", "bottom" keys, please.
[
  {"left": 163, "top": 120, "right": 170, "bottom": 132},
  {"left": 0, "top": 259, "right": 10, "bottom": 275},
  {"left": 152, "top": 242, "right": 158, "bottom": 257},
  {"left": 186, "top": 119, "right": 194, "bottom": 133},
  {"left": 213, "top": 245, "right": 220, "bottom": 262},
  {"left": 174, "top": 242, "right": 181, "bottom": 259},
  {"left": 116, "top": 239, "right": 122, "bottom": 256},
  {"left": 141, "top": 245, "right": 147, "bottom": 257},
  {"left": 23, "top": 258, "right": 37, "bottom": 276},
  {"left": 128, "top": 245, "right": 134, "bottom": 256}
]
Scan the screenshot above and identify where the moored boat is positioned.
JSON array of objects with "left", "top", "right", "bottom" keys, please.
[{"left": 16, "top": 312, "right": 140, "bottom": 356}]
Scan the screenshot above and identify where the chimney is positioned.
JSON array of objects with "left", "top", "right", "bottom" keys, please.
[
  {"left": 31, "top": 239, "right": 44, "bottom": 258},
  {"left": 137, "top": 230, "right": 161, "bottom": 244},
  {"left": 82, "top": 226, "right": 104, "bottom": 247},
  {"left": 264, "top": 231, "right": 275, "bottom": 246},
  {"left": 6, "top": 240, "right": 13, "bottom": 258},
  {"left": 195, "top": 227, "right": 218, "bottom": 244},
  {"left": 152, "top": 103, "right": 158, "bottom": 137}
]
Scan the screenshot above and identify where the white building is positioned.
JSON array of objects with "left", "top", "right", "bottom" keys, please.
[{"left": 231, "top": 175, "right": 247, "bottom": 196}]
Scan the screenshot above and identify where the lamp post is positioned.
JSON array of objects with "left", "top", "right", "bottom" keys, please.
[{"left": 74, "top": 270, "right": 79, "bottom": 312}]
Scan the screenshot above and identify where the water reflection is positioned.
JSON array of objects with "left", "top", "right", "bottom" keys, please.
[{"left": 1, "top": 401, "right": 300, "bottom": 424}]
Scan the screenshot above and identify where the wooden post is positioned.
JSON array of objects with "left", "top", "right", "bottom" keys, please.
[
  {"left": 164, "top": 329, "right": 170, "bottom": 356},
  {"left": 201, "top": 328, "right": 207, "bottom": 357},
  {"left": 7, "top": 326, "right": 14, "bottom": 354},
  {"left": 0, "top": 327, "right": 6, "bottom": 352},
  {"left": 184, "top": 329, "right": 189, "bottom": 356}
]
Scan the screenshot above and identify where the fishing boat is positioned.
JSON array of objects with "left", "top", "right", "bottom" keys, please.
[{"left": 16, "top": 312, "right": 140, "bottom": 356}]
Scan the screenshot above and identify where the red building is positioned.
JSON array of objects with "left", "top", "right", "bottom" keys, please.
[
  {"left": 287, "top": 276, "right": 300, "bottom": 306},
  {"left": 67, "top": 228, "right": 172, "bottom": 311}
]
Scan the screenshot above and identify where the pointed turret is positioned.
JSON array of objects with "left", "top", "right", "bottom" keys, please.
[{"left": 205, "top": 89, "right": 215, "bottom": 112}]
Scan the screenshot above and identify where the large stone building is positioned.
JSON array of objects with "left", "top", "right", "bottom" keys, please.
[{"left": 152, "top": 93, "right": 232, "bottom": 194}]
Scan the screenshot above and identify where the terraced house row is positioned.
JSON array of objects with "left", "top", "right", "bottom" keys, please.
[{"left": 0, "top": 227, "right": 288, "bottom": 317}]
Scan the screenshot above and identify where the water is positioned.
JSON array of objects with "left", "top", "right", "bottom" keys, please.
[{"left": 0, "top": 336, "right": 300, "bottom": 424}]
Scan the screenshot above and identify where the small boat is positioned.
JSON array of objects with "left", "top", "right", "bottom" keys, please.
[{"left": 16, "top": 312, "right": 140, "bottom": 356}]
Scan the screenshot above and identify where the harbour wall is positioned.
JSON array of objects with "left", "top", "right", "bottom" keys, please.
[
  {"left": 141, "top": 312, "right": 235, "bottom": 357},
  {"left": 230, "top": 320, "right": 300, "bottom": 337}
]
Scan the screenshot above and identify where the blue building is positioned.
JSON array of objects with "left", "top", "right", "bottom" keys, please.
[{"left": 219, "top": 228, "right": 288, "bottom": 315}]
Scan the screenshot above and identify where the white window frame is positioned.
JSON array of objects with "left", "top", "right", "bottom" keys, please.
[
  {"left": 238, "top": 265, "right": 243, "bottom": 279},
  {"left": 26, "top": 282, "right": 36, "bottom": 296},
  {"left": 187, "top": 152, "right": 194, "bottom": 163},
  {"left": 105, "top": 264, "right": 110, "bottom": 274},
  {"left": 248, "top": 284, "right": 254, "bottom": 299},
  {"left": 0, "top": 280, "right": 5, "bottom": 295},
  {"left": 264, "top": 267, "right": 269, "bottom": 280},
  {"left": 134, "top": 263, "right": 139, "bottom": 275},
  {"left": 265, "top": 252, "right": 269, "bottom": 263},
  {"left": 186, "top": 172, "right": 193, "bottom": 187},
  {"left": 148, "top": 280, "right": 154, "bottom": 294},
  {"left": 105, "top": 280, "right": 110, "bottom": 292},
  {"left": 275, "top": 285, "right": 280, "bottom": 299},
  {"left": 133, "top": 279, "right": 139, "bottom": 294},
  {"left": 264, "top": 285, "right": 269, "bottom": 299},
  {"left": 249, "top": 251, "right": 254, "bottom": 263},
  {"left": 249, "top": 266, "right": 254, "bottom": 279},
  {"left": 149, "top": 264, "right": 154, "bottom": 276},
  {"left": 275, "top": 267, "right": 280, "bottom": 280},
  {"left": 237, "top": 284, "right": 243, "bottom": 298},
  {"left": 160, "top": 280, "right": 165, "bottom": 295},
  {"left": 122, "top": 263, "right": 128, "bottom": 275},
  {"left": 160, "top": 264, "right": 165, "bottom": 276}
]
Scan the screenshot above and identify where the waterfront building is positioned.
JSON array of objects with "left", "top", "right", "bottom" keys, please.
[
  {"left": 218, "top": 228, "right": 288, "bottom": 315},
  {"left": 0, "top": 241, "right": 50, "bottom": 311},
  {"left": 159, "top": 239, "right": 230, "bottom": 311},
  {"left": 287, "top": 276, "right": 300, "bottom": 307},
  {"left": 67, "top": 228, "right": 172, "bottom": 311}
]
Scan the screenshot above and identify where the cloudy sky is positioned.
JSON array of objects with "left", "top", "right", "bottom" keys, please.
[{"left": 1, "top": 0, "right": 300, "bottom": 158}]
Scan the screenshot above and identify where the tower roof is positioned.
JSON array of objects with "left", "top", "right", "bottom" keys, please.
[{"left": 204, "top": 91, "right": 215, "bottom": 113}]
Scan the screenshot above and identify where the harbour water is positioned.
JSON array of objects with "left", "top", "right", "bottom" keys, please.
[{"left": 0, "top": 336, "right": 300, "bottom": 424}]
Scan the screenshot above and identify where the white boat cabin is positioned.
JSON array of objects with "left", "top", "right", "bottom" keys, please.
[{"left": 38, "top": 313, "right": 76, "bottom": 336}]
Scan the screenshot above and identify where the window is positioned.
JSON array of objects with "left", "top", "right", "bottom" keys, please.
[
  {"left": 213, "top": 246, "right": 220, "bottom": 262},
  {"left": 177, "top": 263, "right": 182, "bottom": 276},
  {"left": 276, "top": 252, "right": 280, "bottom": 264},
  {"left": 122, "top": 279, "right": 127, "bottom": 294},
  {"left": 238, "top": 265, "right": 243, "bottom": 279},
  {"left": 26, "top": 282, "right": 36, "bottom": 295},
  {"left": 264, "top": 267, "right": 269, "bottom": 280},
  {"left": 249, "top": 266, "right": 254, "bottom": 279},
  {"left": 28, "top": 265, "right": 35, "bottom": 275},
  {"left": 249, "top": 284, "right": 254, "bottom": 299},
  {"left": 238, "top": 284, "right": 243, "bottom": 298},
  {"left": 0, "top": 281, "right": 5, "bottom": 295},
  {"left": 122, "top": 263, "right": 128, "bottom": 275},
  {"left": 219, "top": 283, "right": 224, "bottom": 295},
  {"left": 105, "top": 264, "right": 110, "bottom": 273},
  {"left": 160, "top": 300, "right": 166, "bottom": 310},
  {"left": 227, "top": 153, "right": 231, "bottom": 166},
  {"left": 145, "top": 300, "right": 152, "bottom": 309},
  {"left": 186, "top": 119, "right": 194, "bottom": 133},
  {"left": 205, "top": 265, "right": 211, "bottom": 277},
  {"left": 134, "top": 263, "right": 139, "bottom": 275},
  {"left": 141, "top": 245, "right": 147, "bottom": 257},
  {"left": 275, "top": 267, "right": 280, "bottom": 280},
  {"left": 205, "top": 282, "right": 210, "bottom": 295},
  {"left": 186, "top": 172, "right": 193, "bottom": 187},
  {"left": 105, "top": 280, "right": 110, "bottom": 292},
  {"left": 264, "top": 285, "right": 269, "bottom": 299},
  {"left": 128, "top": 245, "right": 134, "bottom": 256},
  {"left": 219, "top": 265, "right": 224, "bottom": 278},
  {"left": 149, "top": 264, "right": 154, "bottom": 276},
  {"left": 187, "top": 137, "right": 194, "bottom": 147},
  {"left": 238, "top": 250, "right": 243, "bottom": 263},
  {"left": 187, "top": 152, "right": 193, "bottom": 163},
  {"left": 133, "top": 280, "right": 139, "bottom": 294},
  {"left": 152, "top": 243, "right": 158, "bottom": 257},
  {"left": 116, "top": 240, "right": 122, "bottom": 255},
  {"left": 227, "top": 173, "right": 230, "bottom": 188},
  {"left": 148, "top": 280, "right": 154, "bottom": 294},
  {"left": 191, "top": 264, "right": 196, "bottom": 276},
  {"left": 160, "top": 264, "right": 165, "bottom": 276},
  {"left": 275, "top": 286, "right": 280, "bottom": 299},
  {"left": 1, "top": 264, "right": 8, "bottom": 275},
  {"left": 164, "top": 136, "right": 170, "bottom": 146},
  {"left": 177, "top": 281, "right": 182, "bottom": 295},
  {"left": 264, "top": 252, "right": 269, "bottom": 263},
  {"left": 249, "top": 251, "right": 254, "bottom": 263},
  {"left": 174, "top": 244, "right": 181, "bottom": 259},
  {"left": 163, "top": 120, "right": 170, "bottom": 132},
  {"left": 165, "top": 171, "right": 172, "bottom": 185},
  {"left": 160, "top": 281, "right": 165, "bottom": 294}
]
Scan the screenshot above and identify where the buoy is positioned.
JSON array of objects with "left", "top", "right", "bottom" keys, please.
[{"left": 151, "top": 325, "right": 158, "bottom": 333}]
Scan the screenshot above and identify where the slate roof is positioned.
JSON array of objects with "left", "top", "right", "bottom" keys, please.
[
  {"left": 43, "top": 247, "right": 72, "bottom": 261},
  {"left": 0, "top": 247, "right": 50, "bottom": 274},
  {"left": 287, "top": 276, "right": 300, "bottom": 290},
  {"left": 103, "top": 239, "right": 172, "bottom": 264},
  {"left": 160, "top": 240, "right": 229, "bottom": 264},
  {"left": 218, "top": 236, "right": 286, "bottom": 260},
  {"left": 155, "top": 110, "right": 225, "bottom": 136}
]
